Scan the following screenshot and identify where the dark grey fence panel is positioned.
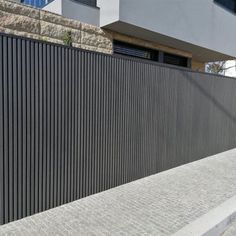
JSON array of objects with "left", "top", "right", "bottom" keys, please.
[
  {"left": 1, "top": 33, "right": 236, "bottom": 224},
  {"left": 0, "top": 35, "right": 3, "bottom": 225}
]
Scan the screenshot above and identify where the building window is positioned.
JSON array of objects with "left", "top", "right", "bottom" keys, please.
[
  {"left": 113, "top": 40, "right": 189, "bottom": 68},
  {"left": 214, "top": 0, "right": 236, "bottom": 13},
  {"left": 74, "top": 0, "right": 97, "bottom": 7},
  {"left": 21, "top": 0, "right": 53, "bottom": 8},
  {"left": 113, "top": 40, "right": 159, "bottom": 61},
  {"left": 163, "top": 53, "right": 188, "bottom": 68}
]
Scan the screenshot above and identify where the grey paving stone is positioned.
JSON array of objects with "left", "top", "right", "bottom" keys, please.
[{"left": 1, "top": 149, "right": 236, "bottom": 236}]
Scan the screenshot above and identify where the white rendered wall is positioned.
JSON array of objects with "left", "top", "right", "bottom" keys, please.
[
  {"left": 43, "top": 0, "right": 62, "bottom": 15},
  {"left": 224, "top": 60, "right": 236, "bottom": 78},
  {"left": 43, "top": 0, "right": 100, "bottom": 26},
  {"left": 99, "top": 0, "right": 236, "bottom": 59}
]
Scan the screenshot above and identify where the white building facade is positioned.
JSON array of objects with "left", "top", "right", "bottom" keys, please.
[
  {"left": 224, "top": 60, "right": 236, "bottom": 77},
  {"left": 19, "top": 0, "right": 236, "bottom": 72}
]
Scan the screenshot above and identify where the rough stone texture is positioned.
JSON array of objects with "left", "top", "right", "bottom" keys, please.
[
  {"left": 0, "top": 0, "right": 112, "bottom": 54},
  {"left": 81, "top": 22, "right": 103, "bottom": 34},
  {"left": 0, "top": 26, "right": 41, "bottom": 40},
  {"left": 0, "top": 10, "right": 40, "bottom": 34},
  {"left": 0, "top": 149, "right": 236, "bottom": 236},
  {"left": 81, "top": 23, "right": 113, "bottom": 52},
  {"left": 40, "top": 21, "right": 80, "bottom": 43},
  {"left": 4, "top": 0, "right": 40, "bottom": 18},
  {"left": 40, "top": 10, "right": 81, "bottom": 30},
  {"left": 0, "top": 0, "right": 5, "bottom": 11},
  {"left": 81, "top": 31, "right": 112, "bottom": 49}
]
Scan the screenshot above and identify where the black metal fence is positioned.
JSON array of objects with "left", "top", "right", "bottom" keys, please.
[{"left": 1, "top": 33, "right": 236, "bottom": 225}]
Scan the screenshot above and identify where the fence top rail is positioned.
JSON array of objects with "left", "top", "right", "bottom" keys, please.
[{"left": 0, "top": 32, "right": 235, "bottom": 81}]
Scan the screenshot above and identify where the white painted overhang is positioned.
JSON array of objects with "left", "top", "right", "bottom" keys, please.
[{"left": 98, "top": 0, "right": 236, "bottom": 62}]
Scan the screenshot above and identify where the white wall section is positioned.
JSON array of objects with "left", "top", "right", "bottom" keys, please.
[
  {"left": 43, "top": 0, "right": 100, "bottom": 26},
  {"left": 99, "top": 0, "right": 236, "bottom": 61}
]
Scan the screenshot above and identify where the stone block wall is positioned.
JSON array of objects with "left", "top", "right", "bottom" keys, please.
[{"left": 0, "top": 0, "right": 113, "bottom": 54}]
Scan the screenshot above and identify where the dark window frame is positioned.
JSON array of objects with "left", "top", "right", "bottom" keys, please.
[
  {"left": 113, "top": 40, "right": 159, "bottom": 62},
  {"left": 113, "top": 40, "right": 190, "bottom": 68},
  {"left": 163, "top": 52, "right": 188, "bottom": 68},
  {"left": 73, "top": 0, "right": 97, "bottom": 7},
  {"left": 214, "top": 0, "right": 236, "bottom": 13}
]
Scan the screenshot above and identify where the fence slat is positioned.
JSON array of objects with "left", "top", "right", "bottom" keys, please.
[{"left": 0, "top": 34, "right": 4, "bottom": 225}]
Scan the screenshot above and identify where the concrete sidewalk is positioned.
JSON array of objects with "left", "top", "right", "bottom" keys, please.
[{"left": 1, "top": 149, "right": 236, "bottom": 236}]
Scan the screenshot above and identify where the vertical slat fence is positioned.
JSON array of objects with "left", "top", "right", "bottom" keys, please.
[{"left": 1, "top": 33, "right": 236, "bottom": 224}]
